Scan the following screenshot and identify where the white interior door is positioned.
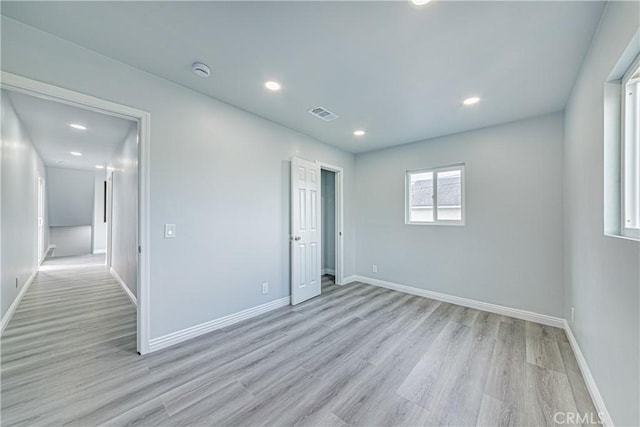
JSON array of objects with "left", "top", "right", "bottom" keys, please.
[{"left": 291, "top": 158, "right": 322, "bottom": 305}]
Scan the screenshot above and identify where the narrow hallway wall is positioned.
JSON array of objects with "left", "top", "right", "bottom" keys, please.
[
  {"left": 108, "top": 123, "right": 138, "bottom": 297},
  {"left": 1, "top": 92, "right": 49, "bottom": 320}
]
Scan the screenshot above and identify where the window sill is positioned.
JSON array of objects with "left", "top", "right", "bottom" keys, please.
[
  {"left": 604, "top": 232, "right": 640, "bottom": 243},
  {"left": 406, "top": 222, "right": 466, "bottom": 227}
]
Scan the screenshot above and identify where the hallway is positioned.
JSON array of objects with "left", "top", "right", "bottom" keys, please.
[{"left": 1, "top": 254, "right": 137, "bottom": 425}]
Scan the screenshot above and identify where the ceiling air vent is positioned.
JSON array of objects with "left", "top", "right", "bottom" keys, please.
[{"left": 308, "top": 106, "right": 339, "bottom": 122}]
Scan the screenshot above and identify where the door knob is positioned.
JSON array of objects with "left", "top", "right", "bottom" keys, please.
[{"left": 294, "top": 236, "right": 301, "bottom": 241}]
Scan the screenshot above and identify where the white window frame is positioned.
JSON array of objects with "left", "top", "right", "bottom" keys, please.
[
  {"left": 621, "top": 55, "right": 640, "bottom": 240},
  {"left": 405, "top": 163, "right": 465, "bottom": 226}
]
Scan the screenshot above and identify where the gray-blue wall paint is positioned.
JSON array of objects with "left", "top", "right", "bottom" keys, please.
[
  {"left": 355, "top": 113, "right": 565, "bottom": 318},
  {"left": 47, "top": 167, "right": 94, "bottom": 227},
  {"left": 1, "top": 93, "right": 49, "bottom": 318},
  {"left": 49, "top": 226, "right": 92, "bottom": 257},
  {"left": 108, "top": 124, "right": 138, "bottom": 297},
  {"left": 564, "top": 2, "right": 639, "bottom": 425}
]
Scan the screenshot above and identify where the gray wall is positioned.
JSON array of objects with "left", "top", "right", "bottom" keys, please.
[
  {"left": 47, "top": 167, "right": 95, "bottom": 257},
  {"left": 1, "top": 16, "right": 356, "bottom": 339},
  {"left": 49, "top": 226, "right": 92, "bottom": 257},
  {"left": 563, "top": 2, "right": 639, "bottom": 425},
  {"left": 321, "top": 169, "right": 335, "bottom": 273},
  {"left": 355, "top": 113, "right": 565, "bottom": 317},
  {"left": 92, "top": 170, "right": 107, "bottom": 253},
  {"left": 47, "top": 167, "right": 94, "bottom": 226},
  {"left": 1, "top": 93, "right": 48, "bottom": 319},
  {"left": 108, "top": 124, "right": 138, "bottom": 297}
]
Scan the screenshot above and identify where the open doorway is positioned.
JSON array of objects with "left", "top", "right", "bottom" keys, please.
[
  {"left": 318, "top": 161, "right": 344, "bottom": 289},
  {"left": 321, "top": 169, "right": 337, "bottom": 293},
  {"left": 4, "top": 85, "right": 138, "bottom": 291},
  {"left": 1, "top": 71, "right": 150, "bottom": 354}
]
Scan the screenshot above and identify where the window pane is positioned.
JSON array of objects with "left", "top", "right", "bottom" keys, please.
[
  {"left": 436, "top": 170, "right": 462, "bottom": 221},
  {"left": 624, "top": 77, "right": 640, "bottom": 230},
  {"left": 409, "top": 171, "right": 433, "bottom": 222}
]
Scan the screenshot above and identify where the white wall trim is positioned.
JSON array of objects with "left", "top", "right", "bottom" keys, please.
[
  {"left": 1, "top": 270, "right": 37, "bottom": 335},
  {"left": 563, "top": 321, "right": 613, "bottom": 427},
  {"left": 353, "top": 275, "right": 564, "bottom": 328},
  {"left": 110, "top": 267, "right": 137, "bottom": 307},
  {"left": 149, "top": 296, "right": 291, "bottom": 353},
  {"left": 1, "top": 71, "right": 152, "bottom": 355},
  {"left": 40, "top": 244, "right": 55, "bottom": 266},
  {"left": 93, "top": 249, "right": 106, "bottom": 254},
  {"left": 342, "top": 275, "right": 358, "bottom": 286}
]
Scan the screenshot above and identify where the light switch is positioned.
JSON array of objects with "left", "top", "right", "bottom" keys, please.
[{"left": 164, "top": 224, "right": 176, "bottom": 239}]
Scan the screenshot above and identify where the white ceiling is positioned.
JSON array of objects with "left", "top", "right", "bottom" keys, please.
[
  {"left": 5, "top": 90, "right": 135, "bottom": 170},
  {"left": 2, "top": 1, "right": 605, "bottom": 153}
]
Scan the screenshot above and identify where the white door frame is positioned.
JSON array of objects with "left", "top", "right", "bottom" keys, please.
[
  {"left": 1, "top": 71, "right": 152, "bottom": 355},
  {"left": 316, "top": 161, "right": 344, "bottom": 285},
  {"left": 106, "top": 173, "right": 114, "bottom": 269},
  {"left": 36, "top": 174, "right": 45, "bottom": 264}
]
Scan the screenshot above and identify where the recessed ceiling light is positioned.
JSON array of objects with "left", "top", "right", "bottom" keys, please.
[
  {"left": 410, "top": 0, "right": 432, "bottom": 5},
  {"left": 70, "top": 151, "right": 82, "bottom": 156},
  {"left": 463, "top": 96, "right": 481, "bottom": 105},
  {"left": 95, "top": 165, "right": 105, "bottom": 169},
  {"left": 265, "top": 81, "right": 281, "bottom": 91},
  {"left": 353, "top": 130, "right": 366, "bottom": 136},
  {"left": 69, "top": 123, "right": 87, "bottom": 130}
]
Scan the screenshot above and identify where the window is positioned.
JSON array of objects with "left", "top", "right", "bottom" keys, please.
[
  {"left": 406, "top": 164, "right": 465, "bottom": 225},
  {"left": 622, "top": 58, "right": 640, "bottom": 239}
]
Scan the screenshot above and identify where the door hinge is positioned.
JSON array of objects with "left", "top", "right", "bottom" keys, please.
[{"left": 138, "top": 246, "right": 142, "bottom": 253}]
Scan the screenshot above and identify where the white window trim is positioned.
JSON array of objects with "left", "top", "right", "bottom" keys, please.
[
  {"left": 620, "top": 54, "right": 640, "bottom": 240},
  {"left": 405, "top": 163, "right": 466, "bottom": 226}
]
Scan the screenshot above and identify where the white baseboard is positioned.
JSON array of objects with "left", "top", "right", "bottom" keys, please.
[
  {"left": 322, "top": 268, "right": 335, "bottom": 276},
  {"left": 149, "top": 296, "right": 291, "bottom": 353},
  {"left": 39, "top": 244, "right": 55, "bottom": 266},
  {"left": 110, "top": 267, "right": 137, "bottom": 306},
  {"left": 353, "top": 275, "right": 564, "bottom": 328},
  {"left": 563, "top": 321, "right": 613, "bottom": 426},
  {"left": 93, "top": 249, "right": 106, "bottom": 254},
  {"left": 342, "top": 275, "right": 358, "bottom": 285},
  {"left": 1, "top": 269, "right": 38, "bottom": 335}
]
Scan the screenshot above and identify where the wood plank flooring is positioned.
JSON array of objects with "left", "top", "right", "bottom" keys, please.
[{"left": 1, "top": 256, "right": 599, "bottom": 426}]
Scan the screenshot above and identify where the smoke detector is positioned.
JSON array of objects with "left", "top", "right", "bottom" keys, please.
[{"left": 192, "top": 62, "right": 211, "bottom": 78}]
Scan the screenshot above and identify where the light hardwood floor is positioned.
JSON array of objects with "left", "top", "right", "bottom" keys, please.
[
  {"left": 322, "top": 274, "right": 338, "bottom": 293},
  {"left": 1, "top": 255, "right": 598, "bottom": 426}
]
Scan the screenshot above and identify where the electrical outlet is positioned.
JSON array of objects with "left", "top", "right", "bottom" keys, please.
[
  {"left": 262, "top": 282, "right": 269, "bottom": 294},
  {"left": 372, "top": 264, "right": 378, "bottom": 273},
  {"left": 571, "top": 307, "right": 575, "bottom": 323}
]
